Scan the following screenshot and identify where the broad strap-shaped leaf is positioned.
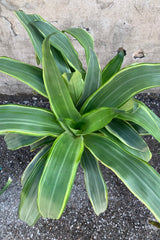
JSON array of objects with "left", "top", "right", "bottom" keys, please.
[
  {"left": 15, "top": 11, "right": 71, "bottom": 74},
  {"left": 15, "top": 10, "right": 44, "bottom": 62},
  {"left": 84, "top": 134, "right": 160, "bottom": 222},
  {"left": 81, "top": 63, "right": 160, "bottom": 113},
  {"left": 0, "top": 57, "right": 47, "bottom": 97},
  {"left": 4, "top": 133, "right": 42, "bottom": 150},
  {"left": 102, "top": 49, "right": 125, "bottom": 84},
  {"left": 64, "top": 27, "right": 94, "bottom": 64},
  {"left": 100, "top": 128, "right": 151, "bottom": 162},
  {"left": 117, "top": 100, "right": 160, "bottom": 142},
  {"left": 74, "top": 107, "right": 117, "bottom": 135},
  {"left": 30, "top": 136, "right": 55, "bottom": 151},
  {"left": 19, "top": 146, "right": 51, "bottom": 225},
  {"left": 81, "top": 148, "right": 108, "bottom": 215},
  {"left": 50, "top": 46, "right": 71, "bottom": 74},
  {"left": 32, "top": 20, "right": 85, "bottom": 74},
  {"left": 0, "top": 177, "right": 12, "bottom": 195},
  {"left": 42, "top": 34, "right": 80, "bottom": 121},
  {"left": 77, "top": 49, "right": 101, "bottom": 109},
  {"left": 38, "top": 132, "right": 84, "bottom": 219},
  {"left": 21, "top": 145, "right": 51, "bottom": 187},
  {"left": 65, "top": 71, "right": 84, "bottom": 105},
  {"left": 0, "top": 105, "right": 63, "bottom": 137},
  {"left": 106, "top": 118, "right": 148, "bottom": 151}
]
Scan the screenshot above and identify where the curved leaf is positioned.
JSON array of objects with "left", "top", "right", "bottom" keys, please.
[
  {"left": 65, "top": 71, "right": 84, "bottom": 105},
  {"left": 19, "top": 145, "right": 51, "bottom": 225},
  {"left": 75, "top": 107, "right": 117, "bottom": 135},
  {"left": 77, "top": 49, "right": 101, "bottom": 109},
  {"left": 81, "top": 148, "right": 108, "bottom": 215},
  {"left": 21, "top": 145, "right": 51, "bottom": 187},
  {"left": 117, "top": 100, "right": 160, "bottom": 142},
  {"left": 81, "top": 63, "right": 160, "bottom": 113},
  {"left": 30, "top": 136, "right": 55, "bottom": 151},
  {"left": 102, "top": 49, "right": 125, "bottom": 84},
  {"left": 84, "top": 134, "right": 160, "bottom": 222},
  {"left": 64, "top": 27, "right": 93, "bottom": 64},
  {"left": 32, "top": 20, "right": 85, "bottom": 74},
  {"left": 0, "top": 105, "right": 63, "bottom": 137},
  {"left": 0, "top": 57, "right": 47, "bottom": 97},
  {"left": 51, "top": 46, "right": 71, "bottom": 74},
  {"left": 106, "top": 118, "right": 149, "bottom": 151},
  {"left": 42, "top": 34, "right": 80, "bottom": 121},
  {"left": 100, "top": 128, "right": 151, "bottom": 162},
  {"left": 38, "top": 132, "right": 84, "bottom": 219},
  {"left": 15, "top": 11, "right": 71, "bottom": 74},
  {"left": 4, "top": 133, "right": 42, "bottom": 150},
  {"left": 15, "top": 11, "right": 44, "bottom": 62}
]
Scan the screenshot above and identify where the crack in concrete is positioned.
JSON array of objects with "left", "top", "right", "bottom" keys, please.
[{"left": 1, "top": 16, "right": 18, "bottom": 36}]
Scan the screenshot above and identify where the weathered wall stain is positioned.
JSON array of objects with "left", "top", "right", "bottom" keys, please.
[{"left": 0, "top": 0, "right": 160, "bottom": 94}]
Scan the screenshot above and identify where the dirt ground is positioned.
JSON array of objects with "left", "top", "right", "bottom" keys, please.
[{"left": 0, "top": 93, "right": 160, "bottom": 240}]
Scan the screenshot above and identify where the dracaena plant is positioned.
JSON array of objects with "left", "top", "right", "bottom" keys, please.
[{"left": 1, "top": 10, "right": 160, "bottom": 226}]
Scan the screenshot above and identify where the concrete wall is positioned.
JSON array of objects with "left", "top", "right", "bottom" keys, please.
[{"left": 1, "top": 0, "right": 160, "bottom": 94}]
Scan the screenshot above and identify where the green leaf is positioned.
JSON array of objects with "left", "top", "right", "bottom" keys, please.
[
  {"left": 32, "top": 20, "right": 85, "bottom": 74},
  {"left": 38, "top": 132, "right": 84, "bottom": 219},
  {"left": 77, "top": 49, "right": 101, "bottom": 109},
  {"left": 4, "top": 133, "right": 42, "bottom": 150},
  {"left": 65, "top": 71, "right": 84, "bottom": 105},
  {"left": 0, "top": 57, "right": 47, "bottom": 97},
  {"left": 130, "top": 123, "right": 149, "bottom": 136},
  {"left": 50, "top": 46, "right": 71, "bottom": 75},
  {"left": 19, "top": 145, "right": 51, "bottom": 225},
  {"left": 100, "top": 128, "right": 151, "bottom": 162},
  {"left": 119, "top": 98, "right": 134, "bottom": 112},
  {"left": 64, "top": 27, "right": 94, "bottom": 64},
  {"left": 84, "top": 134, "right": 160, "bottom": 222},
  {"left": 15, "top": 10, "right": 44, "bottom": 62},
  {"left": 0, "top": 105, "right": 63, "bottom": 137},
  {"left": 30, "top": 136, "right": 55, "bottom": 151},
  {"left": 117, "top": 100, "right": 160, "bottom": 142},
  {"left": 74, "top": 107, "right": 117, "bottom": 135},
  {"left": 81, "top": 63, "right": 160, "bottom": 113},
  {"left": 106, "top": 118, "right": 148, "bottom": 151},
  {"left": 15, "top": 11, "right": 71, "bottom": 74},
  {"left": 0, "top": 177, "right": 12, "bottom": 195},
  {"left": 42, "top": 34, "right": 80, "bottom": 121},
  {"left": 21, "top": 145, "right": 51, "bottom": 187},
  {"left": 81, "top": 148, "right": 108, "bottom": 215},
  {"left": 102, "top": 49, "right": 125, "bottom": 84}
]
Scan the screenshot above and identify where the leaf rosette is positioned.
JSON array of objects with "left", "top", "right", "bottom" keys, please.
[{"left": 0, "top": 10, "right": 160, "bottom": 226}]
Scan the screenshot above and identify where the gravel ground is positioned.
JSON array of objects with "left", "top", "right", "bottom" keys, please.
[{"left": 0, "top": 93, "right": 160, "bottom": 240}]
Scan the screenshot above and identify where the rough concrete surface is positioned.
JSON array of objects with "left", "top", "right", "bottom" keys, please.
[
  {"left": 1, "top": 0, "right": 160, "bottom": 94},
  {"left": 0, "top": 93, "right": 160, "bottom": 239}
]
